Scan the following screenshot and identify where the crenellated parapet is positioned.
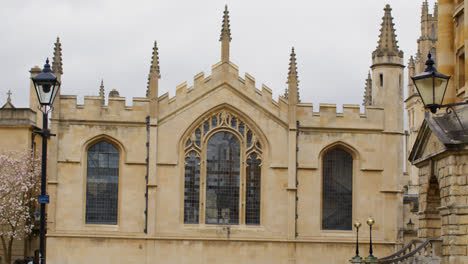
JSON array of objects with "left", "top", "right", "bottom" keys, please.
[
  {"left": 158, "top": 61, "right": 287, "bottom": 123},
  {"left": 297, "top": 103, "right": 384, "bottom": 131},
  {"left": 59, "top": 95, "right": 149, "bottom": 123}
]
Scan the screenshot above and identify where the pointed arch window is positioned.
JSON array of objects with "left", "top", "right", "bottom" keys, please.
[
  {"left": 183, "top": 110, "right": 263, "bottom": 225},
  {"left": 86, "top": 141, "right": 119, "bottom": 225},
  {"left": 322, "top": 147, "right": 353, "bottom": 230}
]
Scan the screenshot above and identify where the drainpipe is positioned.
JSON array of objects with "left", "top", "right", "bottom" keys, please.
[
  {"left": 144, "top": 116, "right": 150, "bottom": 233},
  {"left": 295, "top": 120, "right": 299, "bottom": 238}
]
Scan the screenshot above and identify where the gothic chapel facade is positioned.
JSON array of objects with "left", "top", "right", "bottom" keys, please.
[{"left": 8, "top": 5, "right": 407, "bottom": 264}]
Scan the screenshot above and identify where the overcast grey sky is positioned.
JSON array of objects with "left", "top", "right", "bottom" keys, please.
[{"left": 0, "top": 0, "right": 437, "bottom": 110}]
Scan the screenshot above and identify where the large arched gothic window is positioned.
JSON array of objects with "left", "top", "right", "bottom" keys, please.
[
  {"left": 183, "top": 110, "right": 263, "bottom": 225},
  {"left": 322, "top": 147, "right": 353, "bottom": 230},
  {"left": 86, "top": 141, "right": 119, "bottom": 225}
]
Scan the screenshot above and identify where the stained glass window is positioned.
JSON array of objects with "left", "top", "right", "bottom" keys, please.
[
  {"left": 322, "top": 148, "right": 353, "bottom": 230},
  {"left": 86, "top": 141, "right": 119, "bottom": 225},
  {"left": 246, "top": 153, "right": 261, "bottom": 225},
  {"left": 206, "top": 132, "right": 240, "bottom": 224},
  {"left": 184, "top": 151, "right": 200, "bottom": 223},
  {"left": 183, "top": 111, "right": 262, "bottom": 225}
]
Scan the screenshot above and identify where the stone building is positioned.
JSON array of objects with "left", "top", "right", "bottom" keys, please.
[
  {"left": 1, "top": 5, "right": 408, "bottom": 264},
  {"left": 0, "top": 91, "right": 41, "bottom": 263},
  {"left": 408, "top": 0, "right": 468, "bottom": 264}
]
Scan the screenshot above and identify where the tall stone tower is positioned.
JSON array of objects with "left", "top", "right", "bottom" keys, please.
[
  {"left": 369, "top": 4, "right": 405, "bottom": 197},
  {"left": 405, "top": 1, "right": 438, "bottom": 195},
  {"left": 371, "top": 4, "right": 404, "bottom": 132}
]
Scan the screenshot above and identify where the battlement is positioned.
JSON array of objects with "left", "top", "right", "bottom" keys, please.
[
  {"left": 158, "top": 61, "right": 287, "bottom": 122},
  {"left": 59, "top": 95, "right": 149, "bottom": 123},
  {"left": 297, "top": 103, "right": 384, "bottom": 131}
]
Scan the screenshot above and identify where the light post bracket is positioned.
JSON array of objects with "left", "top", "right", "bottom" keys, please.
[{"left": 433, "top": 101, "right": 468, "bottom": 132}]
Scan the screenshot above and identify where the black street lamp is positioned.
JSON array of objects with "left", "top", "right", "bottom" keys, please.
[
  {"left": 31, "top": 58, "right": 60, "bottom": 264},
  {"left": 411, "top": 53, "right": 451, "bottom": 114},
  {"left": 366, "top": 217, "right": 376, "bottom": 261},
  {"left": 353, "top": 220, "right": 362, "bottom": 261}
]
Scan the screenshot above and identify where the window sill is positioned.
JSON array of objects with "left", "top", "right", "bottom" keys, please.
[
  {"left": 182, "top": 224, "right": 265, "bottom": 232},
  {"left": 83, "top": 224, "right": 119, "bottom": 232}
]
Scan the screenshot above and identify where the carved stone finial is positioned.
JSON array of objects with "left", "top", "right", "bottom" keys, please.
[
  {"left": 147, "top": 40, "right": 161, "bottom": 97},
  {"left": 373, "top": 4, "right": 403, "bottom": 59},
  {"left": 287, "top": 47, "right": 300, "bottom": 103},
  {"left": 220, "top": 5, "right": 231, "bottom": 63},
  {"left": 408, "top": 56, "right": 415, "bottom": 69},
  {"left": 220, "top": 5, "right": 231, "bottom": 42},
  {"left": 7, "top": 90, "right": 12, "bottom": 103},
  {"left": 363, "top": 71, "right": 373, "bottom": 106},
  {"left": 99, "top": 79, "right": 105, "bottom": 98},
  {"left": 283, "top": 87, "right": 289, "bottom": 99},
  {"left": 1, "top": 90, "right": 15, "bottom": 109},
  {"left": 52, "top": 37, "right": 63, "bottom": 75}
]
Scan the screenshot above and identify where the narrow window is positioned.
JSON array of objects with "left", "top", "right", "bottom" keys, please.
[
  {"left": 245, "top": 153, "right": 261, "bottom": 225},
  {"left": 379, "top": 74, "right": 383, "bottom": 87},
  {"left": 86, "top": 141, "right": 119, "bottom": 224},
  {"left": 184, "top": 151, "right": 200, "bottom": 223},
  {"left": 205, "top": 132, "right": 240, "bottom": 224},
  {"left": 458, "top": 53, "right": 465, "bottom": 89},
  {"left": 322, "top": 147, "right": 353, "bottom": 230}
]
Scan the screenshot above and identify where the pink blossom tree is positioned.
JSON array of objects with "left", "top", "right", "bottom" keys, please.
[{"left": 0, "top": 151, "right": 41, "bottom": 264}]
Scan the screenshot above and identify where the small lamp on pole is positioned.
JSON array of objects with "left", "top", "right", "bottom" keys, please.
[
  {"left": 352, "top": 220, "right": 362, "bottom": 261},
  {"left": 366, "top": 217, "right": 377, "bottom": 262},
  {"left": 31, "top": 58, "right": 61, "bottom": 264}
]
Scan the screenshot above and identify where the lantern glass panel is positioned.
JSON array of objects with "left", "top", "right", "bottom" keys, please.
[
  {"left": 34, "top": 81, "right": 59, "bottom": 105},
  {"left": 414, "top": 77, "right": 435, "bottom": 106},
  {"left": 434, "top": 77, "right": 448, "bottom": 105}
]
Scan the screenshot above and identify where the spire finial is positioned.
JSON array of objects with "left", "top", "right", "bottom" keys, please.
[
  {"left": 149, "top": 40, "right": 160, "bottom": 78},
  {"left": 147, "top": 41, "right": 161, "bottom": 97},
  {"left": 99, "top": 79, "right": 105, "bottom": 98},
  {"left": 52, "top": 37, "right": 63, "bottom": 75},
  {"left": 6, "top": 90, "right": 12, "bottom": 103},
  {"left": 287, "top": 47, "right": 300, "bottom": 103},
  {"left": 363, "top": 71, "right": 373, "bottom": 106},
  {"left": 1, "top": 90, "right": 15, "bottom": 109},
  {"left": 288, "top": 47, "right": 298, "bottom": 80},
  {"left": 220, "top": 5, "right": 231, "bottom": 63},
  {"left": 373, "top": 4, "right": 403, "bottom": 59},
  {"left": 220, "top": 5, "right": 231, "bottom": 42},
  {"left": 408, "top": 56, "right": 415, "bottom": 68}
]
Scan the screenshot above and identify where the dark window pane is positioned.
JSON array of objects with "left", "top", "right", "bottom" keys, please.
[
  {"left": 185, "top": 139, "right": 191, "bottom": 147},
  {"left": 184, "top": 151, "right": 200, "bottom": 223},
  {"left": 195, "top": 128, "right": 201, "bottom": 147},
  {"left": 206, "top": 132, "right": 240, "bottom": 225},
  {"left": 86, "top": 141, "right": 119, "bottom": 225},
  {"left": 231, "top": 117, "right": 237, "bottom": 128},
  {"left": 238, "top": 122, "right": 244, "bottom": 136},
  {"left": 246, "top": 153, "right": 261, "bottom": 225},
  {"left": 247, "top": 130, "right": 252, "bottom": 148},
  {"left": 212, "top": 116, "right": 218, "bottom": 127},
  {"left": 204, "top": 121, "right": 210, "bottom": 136},
  {"left": 322, "top": 148, "right": 353, "bottom": 230}
]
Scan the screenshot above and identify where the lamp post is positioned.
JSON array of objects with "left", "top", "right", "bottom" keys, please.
[
  {"left": 366, "top": 217, "right": 376, "bottom": 261},
  {"left": 353, "top": 220, "right": 362, "bottom": 261},
  {"left": 31, "top": 58, "right": 61, "bottom": 264},
  {"left": 411, "top": 53, "right": 451, "bottom": 114}
]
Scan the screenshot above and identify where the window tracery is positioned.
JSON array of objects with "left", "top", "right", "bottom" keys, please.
[
  {"left": 86, "top": 141, "right": 119, "bottom": 225},
  {"left": 322, "top": 147, "right": 353, "bottom": 230},
  {"left": 183, "top": 110, "right": 263, "bottom": 225}
]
